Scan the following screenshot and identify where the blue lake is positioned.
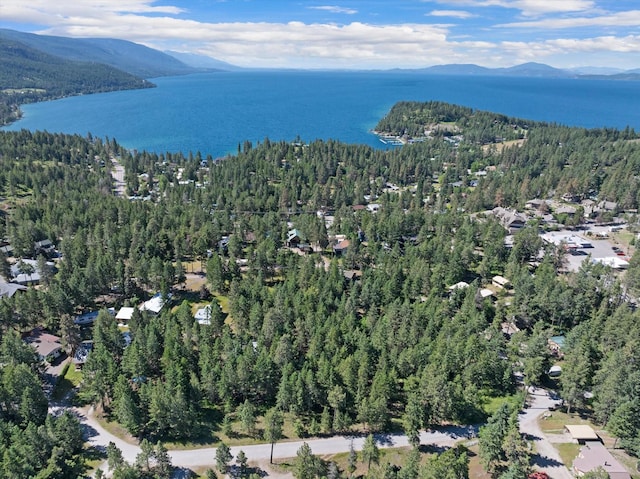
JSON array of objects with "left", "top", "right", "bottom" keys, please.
[{"left": 4, "top": 71, "right": 640, "bottom": 157}]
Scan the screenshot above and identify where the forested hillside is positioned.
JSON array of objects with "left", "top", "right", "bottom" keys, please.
[
  {"left": 0, "top": 28, "right": 197, "bottom": 78},
  {"left": 0, "top": 38, "right": 153, "bottom": 126},
  {"left": 0, "top": 101, "right": 639, "bottom": 477}
]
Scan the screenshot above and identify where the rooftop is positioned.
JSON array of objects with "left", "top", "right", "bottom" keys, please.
[
  {"left": 565, "top": 425, "right": 599, "bottom": 441},
  {"left": 573, "top": 441, "right": 630, "bottom": 479}
]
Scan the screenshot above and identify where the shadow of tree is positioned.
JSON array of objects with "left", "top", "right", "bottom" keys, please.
[{"left": 531, "top": 453, "right": 565, "bottom": 468}]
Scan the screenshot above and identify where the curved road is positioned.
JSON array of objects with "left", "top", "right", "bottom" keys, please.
[
  {"left": 519, "top": 387, "right": 573, "bottom": 479},
  {"left": 63, "top": 387, "right": 569, "bottom": 476}
]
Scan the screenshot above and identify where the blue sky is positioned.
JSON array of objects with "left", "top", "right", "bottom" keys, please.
[{"left": 1, "top": 1, "right": 640, "bottom": 69}]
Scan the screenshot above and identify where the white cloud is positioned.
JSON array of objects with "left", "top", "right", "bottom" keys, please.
[
  {"left": 428, "top": 10, "right": 476, "bottom": 19},
  {"left": 308, "top": 5, "right": 358, "bottom": 15},
  {"left": 498, "top": 10, "right": 640, "bottom": 29},
  {"left": 0, "top": 0, "right": 184, "bottom": 19},
  {"left": 432, "top": 0, "right": 595, "bottom": 17},
  {"left": 1, "top": 0, "right": 639, "bottom": 69}
]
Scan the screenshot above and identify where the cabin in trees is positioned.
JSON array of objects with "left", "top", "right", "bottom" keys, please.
[
  {"left": 194, "top": 305, "right": 211, "bottom": 325},
  {"left": 139, "top": 293, "right": 170, "bottom": 314},
  {"left": 333, "top": 239, "right": 351, "bottom": 256},
  {"left": 343, "top": 270, "right": 362, "bottom": 282},
  {"left": 10, "top": 258, "right": 55, "bottom": 286},
  {"left": 25, "top": 329, "right": 63, "bottom": 364},
  {"left": 492, "top": 275, "right": 511, "bottom": 289},
  {"left": 286, "top": 229, "right": 304, "bottom": 248},
  {"left": 492, "top": 207, "right": 527, "bottom": 233},
  {"left": 34, "top": 239, "right": 56, "bottom": 258},
  {"left": 115, "top": 307, "right": 135, "bottom": 323},
  {"left": 0, "top": 241, "right": 14, "bottom": 257},
  {"left": 0, "top": 282, "right": 27, "bottom": 299}
]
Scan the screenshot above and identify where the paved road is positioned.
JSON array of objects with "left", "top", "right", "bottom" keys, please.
[
  {"left": 519, "top": 387, "right": 573, "bottom": 479},
  {"left": 74, "top": 404, "right": 465, "bottom": 469},
  {"left": 61, "top": 387, "right": 570, "bottom": 477},
  {"left": 169, "top": 428, "right": 464, "bottom": 469}
]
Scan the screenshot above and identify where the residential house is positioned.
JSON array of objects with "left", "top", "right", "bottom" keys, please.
[
  {"left": 492, "top": 207, "right": 527, "bottom": 233},
  {"left": 573, "top": 441, "right": 630, "bottom": 479},
  {"left": 333, "top": 239, "right": 351, "bottom": 256},
  {"left": 10, "top": 258, "right": 55, "bottom": 285},
  {"left": 194, "top": 305, "right": 212, "bottom": 325},
  {"left": 34, "top": 239, "right": 56, "bottom": 257},
  {"left": 139, "top": 293, "right": 170, "bottom": 314},
  {"left": 597, "top": 200, "right": 618, "bottom": 212},
  {"left": 0, "top": 282, "right": 27, "bottom": 299},
  {"left": 366, "top": 204, "right": 381, "bottom": 213},
  {"left": 25, "top": 329, "right": 63, "bottom": 364},
  {"left": 74, "top": 311, "right": 100, "bottom": 326},
  {"left": 549, "top": 335, "right": 566, "bottom": 357},
  {"left": 286, "top": 229, "right": 303, "bottom": 248},
  {"left": 555, "top": 205, "right": 577, "bottom": 216},
  {"left": 115, "top": 307, "right": 136, "bottom": 323},
  {"left": 75, "top": 308, "right": 115, "bottom": 325},
  {"left": 448, "top": 281, "right": 470, "bottom": 292},
  {"left": 492, "top": 275, "right": 511, "bottom": 289},
  {"left": 343, "top": 270, "right": 363, "bottom": 281},
  {"left": 0, "top": 242, "right": 14, "bottom": 256}
]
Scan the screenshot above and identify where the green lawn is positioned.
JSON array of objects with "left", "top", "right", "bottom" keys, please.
[
  {"left": 555, "top": 443, "right": 581, "bottom": 468},
  {"left": 51, "top": 361, "right": 83, "bottom": 401}
]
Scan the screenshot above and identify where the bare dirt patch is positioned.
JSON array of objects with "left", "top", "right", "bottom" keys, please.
[{"left": 482, "top": 138, "right": 526, "bottom": 154}]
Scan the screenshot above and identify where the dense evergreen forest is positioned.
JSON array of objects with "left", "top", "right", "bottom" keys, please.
[
  {"left": 1, "top": 101, "right": 640, "bottom": 478},
  {"left": 0, "top": 38, "right": 153, "bottom": 126}
]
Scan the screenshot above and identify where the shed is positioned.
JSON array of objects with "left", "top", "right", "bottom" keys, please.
[
  {"left": 479, "top": 288, "right": 494, "bottom": 298},
  {"left": 565, "top": 425, "right": 600, "bottom": 443}
]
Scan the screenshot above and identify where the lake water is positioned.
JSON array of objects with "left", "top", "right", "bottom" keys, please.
[{"left": 4, "top": 71, "right": 640, "bottom": 158}]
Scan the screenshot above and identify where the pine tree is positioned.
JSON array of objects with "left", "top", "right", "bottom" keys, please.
[
  {"left": 264, "top": 407, "right": 284, "bottom": 464},
  {"left": 216, "top": 442, "right": 232, "bottom": 474},
  {"left": 362, "top": 434, "right": 380, "bottom": 471}
]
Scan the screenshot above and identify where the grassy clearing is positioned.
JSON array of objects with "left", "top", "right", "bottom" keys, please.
[
  {"left": 555, "top": 443, "right": 581, "bottom": 468},
  {"left": 51, "top": 361, "right": 83, "bottom": 401},
  {"left": 481, "top": 393, "right": 523, "bottom": 416},
  {"left": 538, "top": 410, "right": 594, "bottom": 434}
]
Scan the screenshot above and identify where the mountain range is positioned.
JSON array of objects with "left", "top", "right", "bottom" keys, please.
[
  {"left": 2, "top": 28, "right": 640, "bottom": 81},
  {"left": 406, "top": 62, "right": 640, "bottom": 80}
]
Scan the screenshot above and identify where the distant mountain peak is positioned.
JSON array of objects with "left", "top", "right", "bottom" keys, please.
[
  {"left": 164, "top": 50, "right": 243, "bottom": 71},
  {"left": 0, "top": 28, "right": 198, "bottom": 78}
]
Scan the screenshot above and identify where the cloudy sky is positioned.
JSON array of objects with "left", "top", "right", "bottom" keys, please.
[{"left": 1, "top": 0, "right": 640, "bottom": 70}]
